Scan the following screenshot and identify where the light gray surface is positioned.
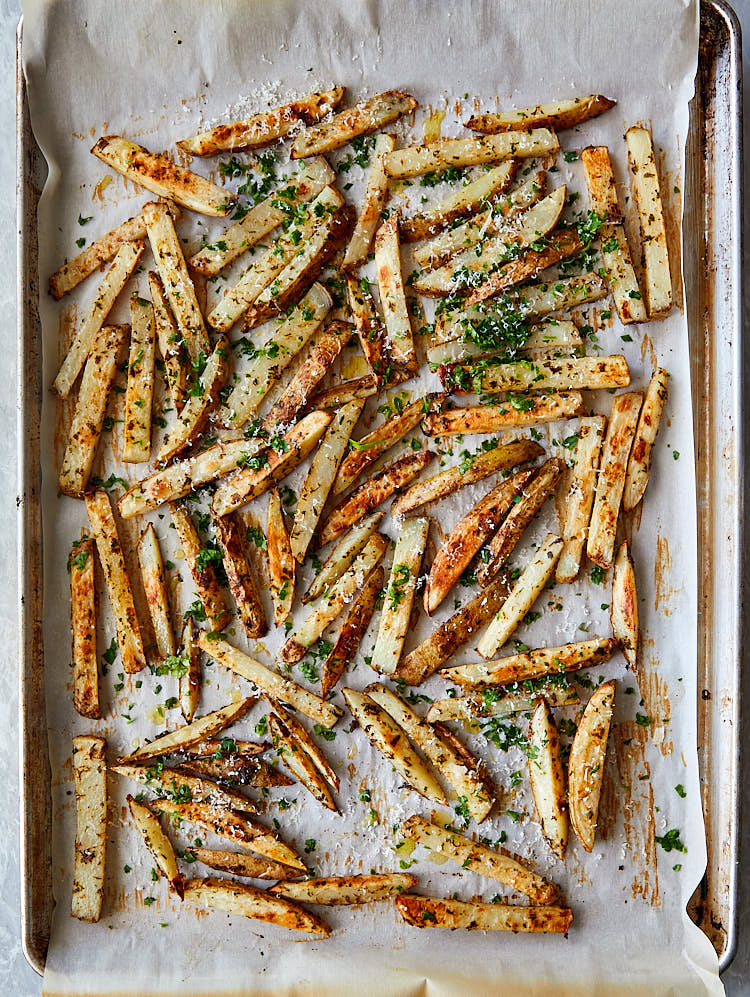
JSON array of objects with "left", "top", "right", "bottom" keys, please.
[{"left": 2, "top": 2, "right": 747, "bottom": 995}]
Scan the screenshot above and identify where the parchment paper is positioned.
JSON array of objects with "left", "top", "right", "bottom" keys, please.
[{"left": 21, "top": 0, "right": 723, "bottom": 993}]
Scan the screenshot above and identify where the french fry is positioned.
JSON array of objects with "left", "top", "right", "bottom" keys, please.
[
  {"left": 126, "top": 795, "right": 184, "bottom": 898},
  {"left": 392, "top": 439, "right": 542, "bottom": 519},
  {"left": 169, "top": 502, "right": 231, "bottom": 631},
  {"left": 291, "top": 90, "right": 417, "bottom": 158},
  {"left": 303, "top": 511, "right": 383, "bottom": 603},
  {"left": 263, "top": 320, "right": 351, "bottom": 432},
  {"left": 291, "top": 399, "right": 365, "bottom": 564},
  {"left": 587, "top": 391, "right": 643, "bottom": 568},
  {"left": 85, "top": 490, "right": 146, "bottom": 673},
  {"left": 611, "top": 541, "right": 638, "bottom": 670},
  {"left": 370, "top": 517, "right": 429, "bottom": 674},
  {"left": 320, "top": 566, "right": 383, "bottom": 697},
  {"left": 579, "top": 144, "right": 623, "bottom": 223},
  {"left": 269, "top": 713, "right": 337, "bottom": 812},
  {"left": 92, "top": 135, "right": 234, "bottom": 215},
  {"left": 476, "top": 533, "right": 563, "bottom": 659},
  {"left": 466, "top": 94, "right": 615, "bottom": 134},
  {"left": 401, "top": 815, "right": 557, "bottom": 903},
  {"left": 367, "top": 685, "right": 494, "bottom": 822},
  {"left": 428, "top": 318, "right": 587, "bottom": 366},
  {"left": 269, "top": 701, "right": 339, "bottom": 790},
  {"left": 422, "top": 393, "right": 584, "bottom": 437},
  {"left": 394, "top": 574, "right": 511, "bottom": 685},
  {"left": 383, "top": 129, "right": 559, "bottom": 179},
  {"left": 69, "top": 534, "right": 99, "bottom": 719},
  {"left": 470, "top": 355, "right": 630, "bottom": 395},
  {"left": 147, "top": 271, "right": 188, "bottom": 411},
  {"left": 190, "top": 848, "right": 304, "bottom": 881},
  {"left": 528, "top": 699, "right": 568, "bottom": 859},
  {"left": 475, "top": 458, "right": 564, "bottom": 588},
  {"left": 197, "top": 633, "right": 342, "bottom": 728},
  {"left": 280, "top": 534, "right": 388, "bottom": 666},
  {"left": 556, "top": 416, "right": 607, "bottom": 583},
  {"left": 143, "top": 201, "right": 210, "bottom": 361},
  {"left": 267, "top": 490, "right": 295, "bottom": 626},
  {"left": 342, "top": 688, "right": 445, "bottom": 804},
  {"left": 400, "top": 160, "right": 517, "bottom": 242},
  {"left": 53, "top": 242, "right": 143, "bottom": 398},
  {"left": 395, "top": 895, "right": 573, "bottom": 934},
  {"left": 72, "top": 736, "right": 107, "bottom": 922},
  {"left": 213, "top": 511, "right": 267, "bottom": 639},
  {"left": 441, "top": 636, "right": 618, "bottom": 689},
  {"left": 218, "top": 283, "right": 331, "bottom": 426},
  {"left": 178, "top": 617, "right": 202, "bottom": 723},
  {"left": 307, "top": 374, "right": 378, "bottom": 411},
  {"left": 58, "top": 323, "right": 126, "bottom": 496},
  {"left": 185, "top": 739, "right": 268, "bottom": 759},
  {"left": 568, "top": 680, "right": 615, "bottom": 852},
  {"left": 623, "top": 367, "right": 668, "bottom": 511},
  {"left": 270, "top": 873, "right": 416, "bottom": 906},
  {"left": 137, "top": 524, "right": 176, "bottom": 660},
  {"left": 211, "top": 411, "right": 333, "bottom": 517},
  {"left": 184, "top": 878, "right": 329, "bottom": 934},
  {"left": 426, "top": 680, "right": 579, "bottom": 724},
  {"left": 423, "top": 469, "right": 536, "bottom": 615},
  {"left": 346, "top": 272, "right": 390, "bottom": 384},
  {"left": 113, "top": 763, "right": 259, "bottom": 816},
  {"left": 318, "top": 450, "right": 435, "bottom": 548},
  {"left": 626, "top": 126, "right": 673, "bottom": 317},
  {"left": 374, "top": 213, "right": 415, "bottom": 365},
  {"left": 343, "top": 133, "right": 396, "bottom": 268},
  {"left": 183, "top": 755, "right": 293, "bottom": 789},
  {"left": 123, "top": 698, "right": 254, "bottom": 761},
  {"left": 122, "top": 295, "right": 155, "bottom": 463},
  {"left": 179, "top": 88, "right": 345, "bottom": 155}
]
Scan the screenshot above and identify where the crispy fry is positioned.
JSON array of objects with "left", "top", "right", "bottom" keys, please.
[
  {"left": 611, "top": 541, "right": 639, "bottom": 670},
  {"left": 303, "top": 511, "right": 383, "bottom": 603},
  {"left": 469, "top": 355, "right": 630, "bottom": 395},
  {"left": 178, "top": 617, "right": 202, "bottom": 723},
  {"left": 467, "top": 94, "right": 615, "bottom": 134},
  {"left": 346, "top": 272, "right": 390, "bottom": 385},
  {"left": 291, "top": 90, "right": 417, "bottom": 158},
  {"left": 127, "top": 795, "right": 184, "bottom": 898},
  {"left": 69, "top": 534, "right": 99, "bottom": 719},
  {"left": 426, "top": 680, "right": 579, "bottom": 724},
  {"left": 623, "top": 367, "right": 668, "bottom": 511},
  {"left": 72, "top": 736, "right": 107, "bottom": 922},
  {"left": 307, "top": 374, "right": 379, "bottom": 411},
  {"left": 383, "top": 129, "right": 559, "bottom": 179},
  {"left": 147, "top": 271, "right": 188, "bottom": 411},
  {"left": 528, "top": 699, "right": 568, "bottom": 859},
  {"left": 182, "top": 755, "right": 293, "bottom": 789},
  {"left": 626, "top": 126, "right": 673, "bottom": 317},
  {"left": 568, "top": 681, "right": 615, "bottom": 852},
  {"left": 169, "top": 502, "right": 231, "bottom": 630},
  {"left": 422, "top": 393, "right": 584, "bottom": 437},
  {"left": 137, "top": 524, "right": 175, "bottom": 661},
  {"left": 184, "top": 878, "right": 329, "bottom": 934},
  {"left": 114, "top": 763, "right": 258, "bottom": 815},
  {"left": 191, "top": 848, "right": 304, "bottom": 881},
  {"left": 343, "top": 133, "right": 396, "bottom": 268},
  {"left": 374, "top": 213, "right": 415, "bottom": 365},
  {"left": 320, "top": 565, "right": 383, "bottom": 697},
  {"left": 122, "top": 295, "right": 155, "bottom": 463},
  {"left": 428, "top": 317, "right": 588, "bottom": 366},
  {"left": 270, "top": 702, "right": 339, "bottom": 790},
  {"left": 267, "top": 490, "right": 295, "bottom": 625},
  {"left": 269, "top": 713, "right": 337, "bottom": 812},
  {"left": 395, "top": 894, "right": 572, "bottom": 933},
  {"left": 270, "top": 873, "right": 416, "bottom": 906},
  {"left": 157, "top": 337, "right": 229, "bottom": 463},
  {"left": 123, "top": 698, "right": 254, "bottom": 761},
  {"left": 556, "top": 416, "right": 607, "bottom": 583},
  {"left": 213, "top": 511, "right": 267, "bottom": 639},
  {"left": 579, "top": 144, "right": 622, "bottom": 222}
]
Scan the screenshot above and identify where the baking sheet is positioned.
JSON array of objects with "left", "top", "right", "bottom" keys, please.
[{"left": 20, "top": 0, "right": 723, "bottom": 992}]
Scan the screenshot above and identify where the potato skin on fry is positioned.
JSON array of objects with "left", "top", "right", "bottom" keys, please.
[
  {"left": 395, "top": 894, "right": 573, "bottom": 933},
  {"left": 568, "top": 680, "right": 615, "bottom": 852}
]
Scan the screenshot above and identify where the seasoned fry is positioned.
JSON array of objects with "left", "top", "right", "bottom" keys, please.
[
  {"left": 394, "top": 439, "right": 543, "bottom": 520},
  {"left": 191, "top": 848, "right": 304, "bottom": 881},
  {"left": 528, "top": 699, "right": 568, "bottom": 859},
  {"left": 318, "top": 450, "right": 435, "bottom": 548},
  {"left": 383, "top": 129, "right": 559, "bottom": 179},
  {"left": 212, "top": 411, "right": 333, "bottom": 517},
  {"left": 587, "top": 391, "right": 643, "bottom": 568},
  {"left": 122, "top": 295, "right": 155, "bottom": 462},
  {"left": 184, "top": 878, "right": 329, "bottom": 934},
  {"left": 291, "top": 399, "right": 365, "bottom": 563},
  {"left": 307, "top": 374, "right": 378, "bottom": 411},
  {"left": 423, "top": 469, "right": 536, "bottom": 615},
  {"left": 422, "top": 393, "right": 584, "bottom": 437},
  {"left": 370, "top": 517, "right": 429, "bottom": 674},
  {"left": 85, "top": 490, "right": 146, "bottom": 674},
  {"left": 568, "top": 680, "right": 615, "bottom": 852},
  {"left": 374, "top": 213, "right": 415, "bottom": 365},
  {"left": 183, "top": 755, "right": 293, "bottom": 789},
  {"left": 269, "top": 713, "right": 337, "bottom": 812},
  {"left": 475, "top": 458, "right": 564, "bottom": 588},
  {"left": 320, "top": 565, "right": 383, "bottom": 697},
  {"left": 267, "top": 490, "right": 295, "bottom": 625},
  {"left": 92, "top": 135, "right": 235, "bottom": 215},
  {"left": 395, "top": 894, "right": 573, "bottom": 934},
  {"left": 467, "top": 94, "right": 615, "bottom": 134},
  {"left": 401, "top": 815, "right": 557, "bottom": 903},
  {"left": 476, "top": 533, "right": 563, "bottom": 659},
  {"left": 178, "top": 617, "right": 202, "bottom": 723},
  {"left": 72, "top": 736, "right": 107, "bottom": 922},
  {"left": 342, "top": 688, "right": 445, "bottom": 804},
  {"left": 303, "top": 511, "right": 383, "bottom": 603},
  {"left": 213, "top": 511, "right": 267, "bottom": 639},
  {"left": 291, "top": 89, "right": 417, "bottom": 158},
  {"left": 623, "top": 367, "right": 668, "bottom": 511},
  {"left": 428, "top": 318, "right": 586, "bottom": 367},
  {"left": 59, "top": 323, "right": 126, "bottom": 496},
  {"left": 556, "top": 416, "right": 607, "bottom": 583},
  {"left": 343, "top": 133, "right": 396, "bottom": 268},
  {"left": 69, "top": 534, "right": 99, "bottom": 719},
  {"left": 147, "top": 271, "right": 187, "bottom": 411},
  {"left": 611, "top": 541, "right": 638, "bottom": 670},
  {"left": 143, "top": 200, "right": 210, "bottom": 361},
  {"left": 626, "top": 126, "right": 673, "bottom": 317},
  {"left": 197, "top": 634, "right": 342, "bottom": 728},
  {"left": 123, "top": 698, "right": 254, "bottom": 761},
  {"left": 346, "top": 272, "right": 389, "bottom": 384},
  {"left": 426, "top": 680, "right": 579, "bottom": 724},
  {"left": 127, "top": 795, "right": 184, "bottom": 898},
  {"left": 169, "top": 502, "right": 231, "bottom": 630},
  {"left": 180, "top": 88, "right": 345, "bottom": 155},
  {"left": 185, "top": 739, "right": 267, "bottom": 759},
  {"left": 53, "top": 242, "right": 143, "bottom": 398},
  {"left": 113, "top": 763, "right": 259, "bottom": 815},
  {"left": 137, "top": 524, "right": 175, "bottom": 660},
  {"left": 280, "top": 533, "right": 388, "bottom": 666},
  {"left": 579, "top": 145, "right": 622, "bottom": 223},
  {"left": 468, "top": 355, "right": 630, "bottom": 395},
  {"left": 270, "top": 702, "right": 339, "bottom": 790},
  {"left": 270, "top": 873, "right": 416, "bottom": 906}
]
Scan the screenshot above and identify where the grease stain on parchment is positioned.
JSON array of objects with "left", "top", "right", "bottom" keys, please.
[
  {"left": 654, "top": 534, "right": 677, "bottom": 614},
  {"left": 613, "top": 722, "right": 660, "bottom": 906}
]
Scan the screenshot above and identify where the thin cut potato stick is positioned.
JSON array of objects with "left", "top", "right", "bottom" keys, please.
[
  {"left": 346, "top": 273, "right": 389, "bottom": 385},
  {"left": 148, "top": 271, "right": 188, "bottom": 411},
  {"left": 374, "top": 213, "right": 415, "bottom": 365},
  {"left": 179, "top": 88, "right": 345, "bottom": 155},
  {"left": 123, "top": 295, "right": 156, "bottom": 463},
  {"left": 85, "top": 490, "right": 146, "bottom": 674},
  {"left": 137, "top": 524, "right": 175, "bottom": 661},
  {"left": 269, "top": 873, "right": 416, "bottom": 906},
  {"left": 343, "top": 133, "right": 396, "bottom": 269},
  {"left": 466, "top": 94, "right": 615, "bottom": 134},
  {"left": 626, "top": 126, "right": 673, "bottom": 317},
  {"left": 69, "top": 534, "right": 99, "bottom": 719},
  {"left": 383, "top": 129, "right": 559, "bottom": 179},
  {"left": 267, "top": 490, "right": 295, "bottom": 626},
  {"left": 169, "top": 502, "right": 232, "bottom": 630},
  {"left": 320, "top": 565, "right": 383, "bottom": 697},
  {"left": 71, "top": 736, "right": 107, "bottom": 922},
  {"left": 303, "top": 511, "right": 384, "bottom": 604},
  {"left": 122, "top": 698, "right": 255, "bottom": 761},
  {"left": 556, "top": 416, "right": 606, "bottom": 583},
  {"left": 528, "top": 698, "right": 567, "bottom": 858},
  {"left": 126, "top": 795, "right": 184, "bottom": 898},
  {"left": 92, "top": 135, "right": 235, "bottom": 216},
  {"left": 395, "top": 894, "right": 573, "bottom": 933},
  {"left": 269, "top": 713, "right": 337, "bottom": 812},
  {"left": 623, "top": 367, "right": 668, "bottom": 511},
  {"left": 472, "top": 355, "right": 630, "bottom": 394},
  {"left": 178, "top": 617, "right": 202, "bottom": 723},
  {"left": 422, "top": 393, "right": 584, "bottom": 437},
  {"left": 307, "top": 374, "right": 378, "bottom": 412},
  {"left": 53, "top": 242, "right": 144, "bottom": 398},
  {"left": 291, "top": 90, "right": 417, "bottom": 158},
  {"left": 58, "top": 323, "right": 126, "bottom": 496},
  {"left": 213, "top": 511, "right": 267, "bottom": 639},
  {"left": 184, "top": 878, "right": 329, "bottom": 934},
  {"left": 269, "top": 701, "right": 339, "bottom": 790}
]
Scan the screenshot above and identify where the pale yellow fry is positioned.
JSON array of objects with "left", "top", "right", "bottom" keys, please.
[
  {"left": 269, "top": 873, "right": 416, "bottom": 906},
  {"left": 374, "top": 213, "right": 414, "bottom": 365},
  {"left": 611, "top": 541, "right": 639, "bottom": 670},
  {"left": 268, "top": 489, "right": 295, "bottom": 626},
  {"left": 343, "top": 133, "right": 396, "bottom": 268},
  {"left": 466, "top": 95, "right": 616, "bottom": 134},
  {"left": 303, "top": 511, "right": 383, "bottom": 603},
  {"left": 137, "top": 523, "right": 175, "bottom": 660},
  {"left": 556, "top": 416, "right": 606, "bottom": 583},
  {"left": 123, "top": 698, "right": 254, "bottom": 761},
  {"left": 623, "top": 367, "right": 668, "bottom": 511},
  {"left": 70, "top": 534, "right": 99, "bottom": 719},
  {"left": 148, "top": 271, "right": 188, "bottom": 411},
  {"left": 127, "top": 795, "right": 184, "bottom": 897},
  {"left": 568, "top": 681, "right": 615, "bottom": 851},
  {"left": 528, "top": 699, "right": 568, "bottom": 859},
  {"left": 291, "top": 90, "right": 417, "bottom": 158},
  {"left": 72, "top": 736, "right": 107, "bottom": 922},
  {"left": 383, "top": 129, "right": 559, "bottom": 179},
  {"left": 157, "top": 337, "right": 229, "bottom": 464},
  {"left": 123, "top": 295, "right": 155, "bottom": 463},
  {"left": 626, "top": 126, "right": 672, "bottom": 317}
]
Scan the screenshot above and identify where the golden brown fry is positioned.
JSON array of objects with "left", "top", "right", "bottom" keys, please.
[
  {"left": 269, "top": 713, "right": 337, "bottom": 812},
  {"left": 267, "top": 490, "right": 295, "bottom": 626},
  {"left": 182, "top": 755, "right": 293, "bottom": 789},
  {"left": 343, "top": 133, "right": 396, "bottom": 269},
  {"left": 395, "top": 894, "right": 572, "bottom": 933},
  {"left": 307, "top": 374, "right": 378, "bottom": 411},
  {"left": 374, "top": 213, "right": 415, "bottom": 365},
  {"left": 556, "top": 416, "right": 606, "bottom": 583},
  {"left": 147, "top": 271, "right": 188, "bottom": 411},
  {"left": 184, "top": 878, "right": 329, "bottom": 934},
  {"left": 169, "top": 502, "right": 231, "bottom": 631},
  {"left": 528, "top": 699, "right": 568, "bottom": 859},
  {"left": 611, "top": 541, "right": 639, "bottom": 670},
  {"left": 346, "top": 272, "right": 390, "bottom": 385},
  {"left": 568, "top": 681, "right": 615, "bottom": 852},
  {"left": 127, "top": 795, "right": 184, "bottom": 898},
  {"left": 466, "top": 95, "right": 615, "bottom": 133},
  {"left": 72, "top": 736, "right": 107, "bottom": 922},
  {"left": 270, "top": 701, "right": 339, "bottom": 790},
  {"left": 213, "top": 511, "right": 267, "bottom": 640},
  {"left": 113, "top": 763, "right": 259, "bottom": 815},
  {"left": 123, "top": 698, "right": 254, "bottom": 761},
  {"left": 123, "top": 295, "right": 155, "bottom": 463},
  {"left": 422, "top": 393, "right": 584, "bottom": 436},
  {"left": 137, "top": 523, "right": 176, "bottom": 661},
  {"left": 623, "top": 367, "right": 668, "bottom": 511},
  {"left": 383, "top": 129, "right": 559, "bottom": 179},
  {"left": 291, "top": 90, "right": 417, "bottom": 158},
  {"left": 69, "top": 534, "right": 99, "bottom": 719},
  {"left": 178, "top": 617, "right": 202, "bottom": 723},
  {"left": 626, "top": 126, "right": 673, "bottom": 317},
  {"left": 191, "top": 848, "right": 304, "bottom": 881},
  {"left": 269, "top": 873, "right": 416, "bottom": 906},
  {"left": 320, "top": 565, "right": 383, "bottom": 697},
  {"left": 471, "top": 355, "right": 630, "bottom": 395}
]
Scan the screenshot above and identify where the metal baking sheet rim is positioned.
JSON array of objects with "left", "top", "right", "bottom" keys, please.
[{"left": 14, "top": 0, "right": 744, "bottom": 981}]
